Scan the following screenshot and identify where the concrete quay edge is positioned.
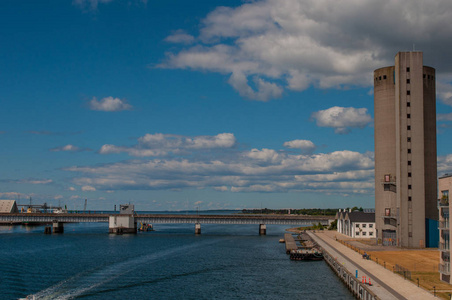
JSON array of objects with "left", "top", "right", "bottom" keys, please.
[{"left": 308, "top": 231, "right": 437, "bottom": 300}]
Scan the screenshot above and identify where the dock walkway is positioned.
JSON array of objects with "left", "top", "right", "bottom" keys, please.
[
  {"left": 284, "top": 233, "right": 298, "bottom": 254},
  {"left": 308, "top": 231, "right": 436, "bottom": 300}
]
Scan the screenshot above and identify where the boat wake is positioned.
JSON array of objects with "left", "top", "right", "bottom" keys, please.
[{"left": 29, "top": 240, "right": 216, "bottom": 299}]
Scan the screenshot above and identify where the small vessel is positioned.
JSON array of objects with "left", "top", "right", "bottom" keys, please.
[
  {"left": 289, "top": 247, "right": 324, "bottom": 261},
  {"left": 138, "top": 222, "right": 154, "bottom": 232},
  {"left": 279, "top": 239, "right": 285, "bottom": 243}
]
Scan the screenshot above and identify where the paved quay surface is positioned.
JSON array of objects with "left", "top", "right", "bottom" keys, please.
[{"left": 308, "top": 231, "right": 437, "bottom": 300}]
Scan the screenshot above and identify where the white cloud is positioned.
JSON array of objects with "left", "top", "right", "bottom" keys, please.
[
  {"left": 283, "top": 139, "right": 315, "bottom": 153},
  {"left": 66, "top": 143, "right": 374, "bottom": 195},
  {"left": 81, "top": 185, "right": 96, "bottom": 192},
  {"left": 438, "top": 113, "right": 452, "bottom": 121},
  {"left": 311, "top": 106, "right": 372, "bottom": 134},
  {"left": 164, "top": 30, "right": 195, "bottom": 44},
  {"left": 68, "top": 187, "right": 76, "bottom": 191},
  {"left": 438, "top": 154, "right": 452, "bottom": 174},
  {"left": 159, "top": 0, "right": 452, "bottom": 101},
  {"left": 99, "top": 133, "right": 236, "bottom": 157},
  {"left": 73, "top": 0, "right": 113, "bottom": 10},
  {"left": 1, "top": 178, "right": 53, "bottom": 185},
  {"left": 50, "top": 144, "right": 90, "bottom": 152},
  {"left": 89, "top": 96, "right": 132, "bottom": 112}
]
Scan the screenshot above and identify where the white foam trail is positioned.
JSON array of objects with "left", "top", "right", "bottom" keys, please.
[{"left": 30, "top": 240, "right": 216, "bottom": 299}]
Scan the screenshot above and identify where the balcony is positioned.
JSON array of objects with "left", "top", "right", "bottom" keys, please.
[
  {"left": 439, "top": 262, "right": 450, "bottom": 275},
  {"left": 381, "top": 174, "right": 396, "bottom": 192},
  {"left": 439, "top": 219, "right": 450, "bottom": 230},
  {"left": 440, "top": 241, "right": 450, "bottom": 251}
]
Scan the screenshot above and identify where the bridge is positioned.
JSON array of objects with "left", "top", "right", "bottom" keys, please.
[{"left": 0, "top": 213, "right": 333, "bottom": 235}]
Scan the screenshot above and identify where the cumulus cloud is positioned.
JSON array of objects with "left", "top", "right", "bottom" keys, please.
[
  {"left": 89, "top": 96, "right": 132, "bottom": 112},
  {"left": 99, "top": 132, "right": 236, "bottom": 157},
  {"left": 165, "top": 30, "right": 195, "bottom": 44},
  {"left": 158, "top": 0, "right": 452, "bottom": 101},
  {"left": 81, "top": 185, "right": 96, "bottom": 191},
  {"left": 1, "top": 178, "right": 53, "bottom": 185},
  {"left": 283, "top": 139, "right": 315, "bottom": 154},
  {"left": 50, "top": 144, "right": 91, "bottom": 152},
  {"left": 66, "top": 143, "right": 374, "bottom": 195},
  {"left": 311, "top": 106, "right": 372, "bottom": 134},
  {"left": 438, "top": 154, "right": 452, "bottom": 174},
  {"left": 438, "top": 113, "right": 452, "bottom": 121}
]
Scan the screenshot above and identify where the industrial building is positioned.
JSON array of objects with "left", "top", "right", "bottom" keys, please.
[{"left": 374, "top": 51, "right": 438, "bottom": 248}]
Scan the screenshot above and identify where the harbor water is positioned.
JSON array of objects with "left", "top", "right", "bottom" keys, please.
[{"left": 1, "top": 221, "right": 354, "bottom": 299}]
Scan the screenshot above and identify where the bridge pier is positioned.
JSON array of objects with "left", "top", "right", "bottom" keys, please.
[
  {"left": 259, "top": 224, "right": 266, "bottom": 235},
  {"left": 109, "top": 215, "right": 137, "bottom": 234},
  {"left": 195, "top": 223, "right": 201, "bottom": 234},
  {"left": 53, "top": 221, "right": 64, "bottom": 234}
]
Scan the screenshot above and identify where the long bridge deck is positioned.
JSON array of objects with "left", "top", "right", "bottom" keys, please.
[{"left": 0, "top": 213, "right": 331, "bottom": 226}]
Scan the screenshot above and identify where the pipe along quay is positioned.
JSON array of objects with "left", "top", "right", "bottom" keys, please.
[{"left": 0, "top": 213, "right": 331, "bottom": 235}]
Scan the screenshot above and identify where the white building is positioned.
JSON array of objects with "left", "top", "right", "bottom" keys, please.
[
  {"left": 0, "top": 200, "right": 19, "bottom": 213},
  {"left": 336, "top": 209, "right": 376, "bottom": 239}
]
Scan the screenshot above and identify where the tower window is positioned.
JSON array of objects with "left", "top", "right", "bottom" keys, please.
[
  {"left": 428, "top": 75, "right": 430, "bottom": 79},
  {"left": 408, "top": 149, "right": 411, "bottom": 154},
  {"left": 379, "top": 76, "right": 381, "bottom": 80},
  {"left": 408, "top": 161, "right": 411, "bottom": 166},
  {"left": 423, "top": 74, "right": 426, "bottom": 78},
  {"left": 407, "top": 114, "right": 411, "bottom": 118},
  {"left": 408, "top": 185, "right": 412, "bottom": 189},
  {"left": 407, "top": 67, "right": 410, "bottom": 72},
  {"left": 408, "top": 172, "right": 412, "bottom": 177},
  {"left": 407, "top": 102, "right": 411, "bottom": 107},
  {"left": 407, "top": 137, "right": 411, "bottom": 142},
  {"left": 408, "top": 196, "right": 412, "bottom": 201},
  {"left": 383, "top": 75, "right": 387, "bottom": 79},
  {"left": 407, "top": 90, "right": 410, "bottom": 95},
  {"left": 407, "top": 125, "right": 411, "bottom": 130},
  {"left": 407, "top": 79, "right": 410, "bottom": 84}
]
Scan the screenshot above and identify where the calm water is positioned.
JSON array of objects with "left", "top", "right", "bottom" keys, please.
[{"left": 1, "top": 222, "right": 353, "bottom": 300}]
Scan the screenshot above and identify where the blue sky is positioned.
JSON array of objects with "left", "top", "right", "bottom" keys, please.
[{"left": 1, "top": 0, "right": 452, "bottom": 211}]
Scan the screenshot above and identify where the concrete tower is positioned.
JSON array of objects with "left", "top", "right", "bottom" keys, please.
[{"left": 374, "top": 51, "right": 437, "bottom": 248}]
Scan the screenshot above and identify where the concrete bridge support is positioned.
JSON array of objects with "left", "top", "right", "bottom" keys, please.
[
  {"left": 195, "top": 223, "right": 201, "bottom": 234},
  {"left": 259, "top": 224, "right": 266, "bottom": 235},
  {"left": 109, "top": 215, "right": 137, "bottom": 234},
  {"left": 53, "top": 221, "right": 64, "bottom": 233}
]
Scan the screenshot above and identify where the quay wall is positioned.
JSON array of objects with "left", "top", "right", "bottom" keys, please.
[{"left": 322, "top": 249, "right": 379, "bottom": 300}]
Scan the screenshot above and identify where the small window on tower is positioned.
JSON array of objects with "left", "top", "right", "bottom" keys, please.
[
  {"left": 423, "top": 74, "right": 426, "bottom": 78},
  {"left": 408, "top": 172, "right": 412, "bottom": 177},
  {"left": 408, "top": 185, "right": 412, "bottom": 189},
  {"left": 408, "top": 149, "right": 411, "bottom": 154},
  {"left": 407, "top": 90, "right": 411, "bottom": 95},
  {"left": 407, "top": 79, "right": 410, "bottom": 84},
  {"left": 407, "top": 114, "right": 411, "bottom": 118},
  {"left": 379, "top": 76, "right": 381, "bottom": 80},
  {"left": 407, "top": 102, "right": 411, "bottom": 107},
  {"left": 407, "top": 125, "right": 411, "bottom": 130},
  {"left": 408, "top": 161, "right": 411, "bottom": 166},
  {"left": 383, "top": 75, "right": 387, "bottom": 79},
  {"left": 407, "top": 137, "right": 411, "bottom": 142},
  {"left": 408, "top": 196, "right": 412, "bottom": 201},
  {"left": 407, "top": 67, "right": 410, "bottom": 72},
  {"left": 428, "top": 75, "right": 430, "bottom": 79}
]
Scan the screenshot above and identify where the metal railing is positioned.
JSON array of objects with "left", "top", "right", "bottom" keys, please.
[
  {"left": 439, "top": 262, "right": 450, "bottom": 275},
  {"left": 439, "top": 219, "right": 450, "bottom": 229},
  {"left": 440, "top": 241, "right": 450, "bottom": 251}
]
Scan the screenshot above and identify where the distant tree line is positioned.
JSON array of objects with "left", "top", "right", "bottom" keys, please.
[{"left": 241, "top": 208, "right": 339, "bottom": 216}]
